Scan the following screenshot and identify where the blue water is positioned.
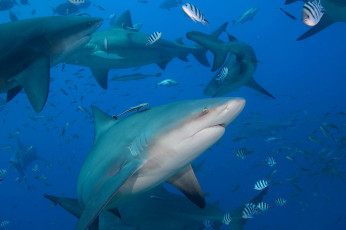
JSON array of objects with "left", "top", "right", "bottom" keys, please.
[{"left": 0, "top": 0, "right": 345, "bottom": 229}]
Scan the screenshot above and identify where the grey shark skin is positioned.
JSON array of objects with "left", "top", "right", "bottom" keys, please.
[
  {"left": 0, "top": 16, "right": 103, "bottom": 112},
  {"left": 285, "top": 0, "right": 346, "bottom": 40},
  {"left": 159, "top": 0, "right": 183, "bottom": 10},
  {"left": 232, "top": 8, "right": 259, "bottom": 25},
  {"left": 45, "top": 186, "right": 268, "bottom": 230},
  {"left": 65, "top": 10, "right": 228, "bottom": 89},
  {"left": 186, "top": 31, "right": 275, "bottom": 99},
  {"left": 73, "top": 97, "right": 245, "bottom": 230}
]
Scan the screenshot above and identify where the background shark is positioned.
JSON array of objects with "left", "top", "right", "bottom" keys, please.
[
  {"left": 65, "top": 10, "right": 228, "bottom": 89},
  {"left": 9, "top": 139, "right": 46, "bottom": 176},
  {"left": 0, "top": 16, "right": 103, "bottom": 112},
  {"left": 285, "top": 0, "right": 346, "bottom": 40},
  {"left": 44, "top": 185, "right": 269, "bottom": 230},
  {"left": 47, "top": 97, "right": 245, "bottom": 230},
  {"left": 186, "top": 31, "right": 275, "bottom": 99}
]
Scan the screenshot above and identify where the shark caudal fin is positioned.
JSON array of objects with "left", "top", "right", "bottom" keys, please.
[
  {"left": 245, "top": 77, "right": 275, "bottom": 99},
  {"left": 297, "top": 14, "right": 335, "bottom": 41}
]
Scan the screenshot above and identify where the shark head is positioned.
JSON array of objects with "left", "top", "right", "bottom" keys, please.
[{"left": 75, "top": 97, "right": 245, "bottom": 230}]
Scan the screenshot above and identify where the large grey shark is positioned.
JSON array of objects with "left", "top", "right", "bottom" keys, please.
[
  {"left": 285, "top": 0, "right": 346, "bottom": 40},
  {"left": 46, "top": 97, "right": 245, "bottom": 230},
  {"left": 186, "top": 31, "right": 275, "bottom": 99},
  {"left": 45, "top": 185, "right": 268, "bottom": 230},
  {"left": 0, "top": 16, "right": 103, "bottom": 112},
  {"left": 65, "top": 10, "right": 228, "bottom": 89}
]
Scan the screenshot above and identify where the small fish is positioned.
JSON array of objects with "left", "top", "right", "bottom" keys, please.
[
  {"left": 275, "top": 197, "right": 287, "bottom": 206},
  {"left": 93, "top": 4, "right": 106, "bottom": 11},
  {"left": 104, "top": 37, "right": 108, "bottom": 52},
  {"left": 145, "top": 32, "right": 162, "bottom": 46},
  {"left": 254, "top": 179, "right": 269, "bottom": 190},
  {"left": 266, "top": 156, "right": 277, "bottom": 167},
  {"left": 285, "top": 155, "right": 294, "bottom": 161},
  {"left": 203, "top": 217, "right": 212, "bottom": 227},
  {"left": 0, "top": 220, "right": 10, "bottom": 228},
  {"left": 232, "top": 184, "right": 240, "bottom": 193},
  {"left": 62, "top": 122, "right": 69, "bottom": 136},
  {"left": 267, "top": 169, "right": 278, "bottom": 179},
  {"left": 0, "top": 146, "right": 11, "bottom": 150},
  {"left": 308, "top": 136, "right": 321, "bottom": 144},
  {"left": 69, "top": 0, "right": 85, "bottom": 5},
  {"left": 156, "top": 79, "right": 179, "bottom": 87},
  {"left": 182, "top": 3, "right": 209, "bottom": 25},
  {"left": 0, "top": 169, "right": 7, "bottom": 177},
  {"left": 280, "top": 7, "right": 297, "bottom": 20},
  {"left": 265, "top": 136, "right": 282, "bottom": 142},
  {"left": 77, "top": 105, "right": 91, "bottom": 116},
  {"left": 32, "top": 164, "right": 39, "bottom": 172},
  {"left": 215, "top": 67, "right": 229, "bottom": 83},
  {"left": 302, "top": 0, "right": 324, "bottom": 26},
  {"left": 222, "top": 213, "right": 232, "bottom": 225},
  {"left": 149, "top": 195, "right": 163, "bottom": 200},
  {"left": 242, "top": 203, "right": 258, "bottom": 219},
  {"left": 291, "top": 183, "right": 304, "bottom": 192},
  {"left": 60, "top": 88, "right": 68, "bottom": 96},
  {"left": 256, "top": 202, "right": 271, "bottom": 211},
  {"left": 8, "top": 131, "right": 20, "bottom": 139},
  {"left": 236, "top": 148, "right": 246, "bottom": 159}
]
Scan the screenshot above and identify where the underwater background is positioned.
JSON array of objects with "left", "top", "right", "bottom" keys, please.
[{"left": 0, "top": 0, "right": 345, "bottom": 229}]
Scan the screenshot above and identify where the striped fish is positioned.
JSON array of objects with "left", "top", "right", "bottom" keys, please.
[
  {"left": 254, "top": 179, "right": 269, "bottom": 190},
  {"left": 222, "top": 213, "right": 232, "bottom": 225},
  {"left": 68, "top": 0, "right": 85, "bottom": 5},
  {"left": 256, "top": 202, "right": 271, "bottom": 211},
  {"left": 302, "top": 0, "right": 324, "bottom": 26},
  {"left": 215, "top": 67, "right": 229, "bottom": 82},
  {"left": 0, "top": 169, "right": 6, "bottom": 177},
  {"left": 275, "top": 197, "right": 287, "bottom": 206},
  {"left": 182, "top": 3, "right": 209, "bottom": 25},
  {"left": 242, "top": 203, "right": 258, "bottom": 219},
  {"left": 236, "top": 148, "right": 246, "bottom": 159},
  {"left": 145, "top": 32, "right": 162, "bottom": 46},
  {"left": 0, "top": 220, "right": 10, "bottom": 228},
  {"left": 203, "top": 217, "right": 212, "bottom": 228},
  {"left": 266, "top": 156, "right": 277, "bottom": 167}
]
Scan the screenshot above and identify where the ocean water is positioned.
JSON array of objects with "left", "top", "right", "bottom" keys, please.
[{"left": 0, "top": 0, "right": 345, "bottom": 229}]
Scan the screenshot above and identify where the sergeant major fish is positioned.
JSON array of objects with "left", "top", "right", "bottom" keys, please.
[
  {"left": 182, "top": 3, "right": 209, "bottom": 25},
  {"left": 302, "top": 0, "right": 325, "bottom": 26},
  {"left": 254, "top": 179, "right": 269, "bottom": 190},
  {"left": 145, "top": 32, "right": 162, "bottom": 46}
]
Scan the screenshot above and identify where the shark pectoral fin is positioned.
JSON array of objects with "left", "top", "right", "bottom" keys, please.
[
  {"left": 155, "top": 59, "right": 171, "bottom": 70},
  {"left": 75, "top": 160, "right": 142, "bottom": 230},
  {"left": 297, "top": 15, "right": 335, "bottom": 41},
  {"left": 18, "top": 56, "right": 50, "bottom": 113},
  {"left": 108, "top": 208, "right": 121, "bottom": 219},
  {"left": 210, "top": 22, "right": 228, "bottom": 38},
  {"left": 44, "top": 194, "right": 83, "bottom": 219},
  {"left": 6, "top": 85, "right": 22, "bottom": 102},
  {"left": 90, "top": 67, "right": 109, "bottom": 89},
  {"left": 166, "top": 164, "right": 206, "bottom": 209},
  {"left": 245, "top": 77, "right": 275, "bottom": 99},
  {"left": 178, "top": 55, "right": 189, "bottom": 62},
  {"left": 91, "top": 106, "right": 117, "bottom": 143},
  {"left": 227, "top": 33, "right": 238, "bottom": 42}
]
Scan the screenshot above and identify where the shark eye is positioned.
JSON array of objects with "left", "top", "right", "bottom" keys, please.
[{"left": 201, "top": 107, "right": 209, "bottom": 115}]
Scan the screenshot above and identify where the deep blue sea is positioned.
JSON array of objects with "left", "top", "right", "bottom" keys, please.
[{"left": 0, "top": 0, "right": 345, "bottom": 229}]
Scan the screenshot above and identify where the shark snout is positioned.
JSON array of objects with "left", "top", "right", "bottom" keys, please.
[{"left": 218, "top": 98, "right": 245, "bottom": 127}]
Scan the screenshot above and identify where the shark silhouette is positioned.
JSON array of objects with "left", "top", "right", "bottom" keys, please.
[
  {"left": 44, "top": 97, "right": 245, "bottom": 229},
  {"left": 65, "top": 10, "right": 228, "bottom": 89},
  {"left": 45, "top": 186, "right": 269, "bottom": 230},
  {"left": 285, "top": 0, "right": 346, "bottom": 40},
  {"left": 0, "top": 16, "right": 103, "bottom": 112},
  {"left": 186, "top": 31, "right": 275, "bottom": 99}
]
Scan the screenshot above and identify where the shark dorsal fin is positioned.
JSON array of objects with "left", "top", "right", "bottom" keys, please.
[
  {"left": 91, "top": 106, "right": 117, "bottom": 143},
  {"left": 175, "top": 37, "right": 184, "bottom": 45},
  {"left": 166, "top": 164, "right": 206, "bottom": 209},
  {"left": 227, "top": 33, "right": 238, "bottom": 42},
  {"left": 112, "top": 10, "right": 134, "bottom": 29}
]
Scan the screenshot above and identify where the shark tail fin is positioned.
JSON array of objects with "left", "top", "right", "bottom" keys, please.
[
  {"left": 296, "top": 14, "right": 335, "bottom": 41},
  {"left": 44, "top": 194, "right": 83, "bottom": 219},
  {"left": 245, "top": 77, "right": 275, "bottom": 99}
]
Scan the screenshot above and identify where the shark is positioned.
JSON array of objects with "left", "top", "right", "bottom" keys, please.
[
  {"left": 65, "top": 10, "right": 228, "bottom": 89},
  {"left": 9, "top": 139, "right": 46, "bottom": 176},
  {"left": 285, "top": 0, "right": 346, "bottom": 40},
  {"left": 186, "top": 31, "right": 275, "bottom": 99},
  {"left": 45, "top": 97, "right": 245, "bottom": 230},
  {"left": 0, "top": 16, "right": 103, "bottom": 112},
  {"left": 159, "top": 0, "right": 183, "bottom": 10},
  {"left": 45, "top": 185, "right": 269, "bottom": 230}
]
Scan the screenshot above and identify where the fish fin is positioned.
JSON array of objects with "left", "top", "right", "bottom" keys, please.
[
  {"left": 18, "top": 56, "right": 50, "bottom": 113},
  {"left": 75, "top": 159, "right": 142, "bottom": 230},
  {"left": 6, "top": 85, "right": 22, "bottom": 102},
  {"left": 112, "top": 10, "right": 133, "bottom": 29},
  {"left": 297, "top": 15, "right": 335, "bottom": 41},
  {"left": 209, "top": 22, "right": 228, "bottom": 38},
  {"left": 285, "top": 0, "right": 305, "bottom": 5},
  {"left": 90, "top": 67, "right": 109, "bottom": 89},
  {"left": 175, "top": 37, "right": 184, "bottom": 45},
  {"left": 227, "top": 33, "right": 238, "bottom": 42},
  {"left": 89, "top": 217, "right": 99, "bottom": 230},
  {"left": 191, "top": 46, "right": 210, "bottom": 67},
  {"left": 91, "top": 106, "right": 117, "bottom": 143},
  {"left": 44, "top": 194, "right": 83, "bottom": 219},
  {"left": 178, "top": 55, "right": 189, "bottom": 62},
  {"left": 166, "top": 164, "right": 206, "bottom": 209},
  {"left": 155, "top": 59, "right": 170, "bottom": 69},
  {"left": 245, "top": 77, "right": 275, "bottom": 99},
  {"left": 133, "top": 23, "right": 143, "bottom": 31},
  {"left": 186, "top": 31, "right": 228, "bottom": 71},
  {"left": 108, "top": 208, "right": 121, "bottom": 219}
]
